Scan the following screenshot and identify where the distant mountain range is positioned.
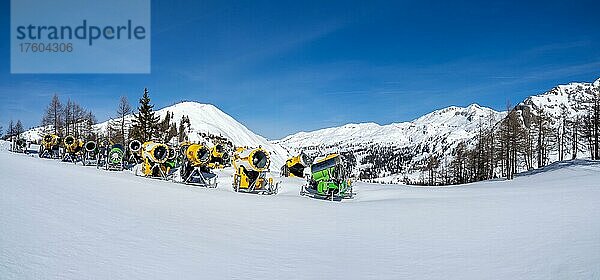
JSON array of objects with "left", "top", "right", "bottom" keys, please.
[{"left": 23, "top": 78, "right": 600, "bottom": 181}]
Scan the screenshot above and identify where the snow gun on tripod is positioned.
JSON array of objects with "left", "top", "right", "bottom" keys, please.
[
  {"left": 104, "top": 143, "right": 125, "bottom": 171},
  {"left": 138, "top": 141, "right": 171, "bottom": 179},
  {"left": 81, "top": 140, "right": 99, "bottom": 166},
  {"left": 301, "top": 153, "right": 354, "bottom": 201},
  {"left": 179, "top": 143, "right": 218, "bottom": 187},
  {"left": 281, "top": 152, "right": 311, "bottom": 177},
  {"left": 62, "top": 135, "right": 83, "bottom": 163},
  {"left": 12, "top": 138, "right": 28, "bottom": 153},
  {"left": 39, "top": 134, "right": 60, "bottom": 158},
  {"left": 232, "top": 146, "right": 279, "bottom": 195},
  {"left": 127, "top": 139, "right": 142, "bottom": 164},
  {"left": 207, "top": 144, "right": 228, "bottom": 169}
]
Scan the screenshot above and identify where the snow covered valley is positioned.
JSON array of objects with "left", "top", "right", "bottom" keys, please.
[{"left": 1, "top": 150, "right": 599, "bottom": 279}]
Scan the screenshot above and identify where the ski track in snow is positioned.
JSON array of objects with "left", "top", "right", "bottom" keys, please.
[{"left": 1, "top": 151, "right": 600, "bottom": 279}]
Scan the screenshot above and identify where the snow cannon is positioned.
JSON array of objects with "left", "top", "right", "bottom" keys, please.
[
  {"left": 84, "top": 141, "right": 97, "bottom": 152},
  {"left": 64, "top": 136, "right": 82, "bottom": 153},
  {"left": 42, "top": 134, "right": 59, "bottom": 149},
  {"left": 186, "top": 144, "right": 212, "bottom": 166},
  {"left": 142, "top": 142, "right": 169, "bottom": 164},
  {"left": 139, "top": 141, "right": 171, "bottom": 179},
  {"left": 127, "top": 139, "right": 143, "bottom": 164},
  {"left": 81, "top": 140, "right": 100, "bottom": 166},
  {"left": 179, "top": 143, "right": 218, "bottom": 187},
  {"left": 104, "top": 144, "right": 125, "bottom": 171},
  {"left": 207, "top": 144, "right": 228, "bottom": 169},
  {"left": 301, "top": 153, "right": 353, "bottom": 201},
  {"left": 281, "top": 152, "right": 311, "bottom": 177},
  {"left": 231, "top": 147, "right": 278, "bottom": 194},
  {"left": 62, "top": 135, "right": 83, "bottom": 163},
  {"left": 39, "top": 134, "right": 60, "bottom": 159},
  {"left": 12, "top": 138, "right": 28, "bottom": 153},
  {"left": 129, "top": 140, "right": 142, "bottom": 153},
  {"left": 94, "top": 138, "right": 112, "bottom": 168}
]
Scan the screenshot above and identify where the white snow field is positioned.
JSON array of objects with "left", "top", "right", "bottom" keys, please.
[{"left": 1, "top": 151, "right": 600, "bottom": 280}]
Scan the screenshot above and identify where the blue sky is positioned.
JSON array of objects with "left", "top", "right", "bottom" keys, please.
[{"left": 1, "top": 0, "right": 600, "bottom": 139}]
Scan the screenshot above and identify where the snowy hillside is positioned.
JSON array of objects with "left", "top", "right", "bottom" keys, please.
[
  {"left": 276, "top": 78, "right": 600, "bottom": 182},
  {"left": 2, "top": 150, "right": 599, "bottom": 279},
  {"left": 522, "top": 78, "right": 600, "bottom": 118},
  {"left": 276, "top": 104, "right": 505, "bottom": 181},
  {"left": 277, "top": 103, "right": 502, "bottom": 149}
]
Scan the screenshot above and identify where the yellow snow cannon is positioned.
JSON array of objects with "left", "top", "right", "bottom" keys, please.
[
  {"left": 207, "top": 144, "right": 227, "bottom": 169},
  {"left": 179, "top": 143, "right": 217, "bottom": 187},
  {"left": 231, "top": 146, "right": 278, "bottom": 194},
  {"left": 39, "top": 134, "right": 60, "bottom": 158},
  {"left": 186, "top": 143, "right": 212, "bottom": 166},
  {"left": 62, "top": 135, "right": 83, "bottom": 163},
  {"left": 41, "top": 134, "right": 58, "bottom": 149},
  {"left": 281, "top": 152, "right": 311, "bottom": 177},
  {"left": 140, "top": 141, "right": 171, "bottom": 178}
]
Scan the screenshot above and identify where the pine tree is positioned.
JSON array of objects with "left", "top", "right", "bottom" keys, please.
[
  {"left": 178, "top": 115, "right": 191, "bottom": 142},
  {"left": 7, "top": 120, "right": 14, "bottom": 139},
  {"left": 131, "top": 88, "right": 159, "bottom": 142},
  {"left": 14, "top": 120, "right": 24, "bottom": 138}
]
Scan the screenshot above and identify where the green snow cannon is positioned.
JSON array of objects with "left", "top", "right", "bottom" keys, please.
[
  {"left": 105, "top": 144, "right": 125, "bottom": 171},
  {"left": 301, "top": 153, "right": 353, "bottom": 201}
]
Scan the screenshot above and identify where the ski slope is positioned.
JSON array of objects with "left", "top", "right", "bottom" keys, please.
[{"left": 1, "top": 151, "right": 599, "bottom": 279}]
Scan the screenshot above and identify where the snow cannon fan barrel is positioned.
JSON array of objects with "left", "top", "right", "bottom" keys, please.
[
  {"left": 185, "top": 144, "right": 211, "bottom": 167},
  {"left": 63, "top": 135, "right": 82, "bottom": 153},
  {"left": 283, "top": 153, "right": 311, "bottom": 177},
  {"left": 232, "top": 147, "right": 271, "bottom": 172},
  {"left": 108, "top": 144, "right": 125, "bottom": 164},
  {"left": 310, "top": 153, "right": 343, "bottom": 182},
  {"left": 129, "top": 140, "right": 142, "bottom": 153},
  {"left": 141, "top": 141, "right": 169, "bottom": 163},
  {"left": 42, "top": 134, "right": 58, "bottom": 149},
  {"left": 84, "top": 141, "right": 97, "bottom": 152}
]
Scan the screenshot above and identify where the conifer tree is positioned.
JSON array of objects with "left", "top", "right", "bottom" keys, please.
[{"left": 131, "top": 88, "right": 159, "bottom": 142}]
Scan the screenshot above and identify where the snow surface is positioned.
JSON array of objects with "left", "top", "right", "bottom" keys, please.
[{"left": 1, "top": 150, "right": 599, "bottom": 279}]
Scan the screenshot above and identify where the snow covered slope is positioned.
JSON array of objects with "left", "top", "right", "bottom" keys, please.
[
  {"left": 276, "top": 78, "right": 600, "bottom": 181},
  {"left": 521, "top": 78, "right": 600, "bottom": 119},
  {"left": 276, "top": 104, "right": 505, "bottom": 180},
  {"left": 1, "top": 151, "right": 599, "bottom": 279},
  {"left": 277, "top": 103, "right": 502, "bottom": 150}
]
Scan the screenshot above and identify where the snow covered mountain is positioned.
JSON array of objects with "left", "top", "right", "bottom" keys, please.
[
  {"left": 521, "top": 78, "right": 600, "bottom": 119},
  {"left": 276, "top": 77, "right": 600, "bottom": 182},
  {"left": 275, "top": 104, "right": 506, "bottom": 182}
]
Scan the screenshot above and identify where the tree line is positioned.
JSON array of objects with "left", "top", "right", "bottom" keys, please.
[
  {"left": 418, "top": 83, "right": 600, "bottom": 185},
  {"left": 38, "top": 88, "right": 192, "bottom": 146}
]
